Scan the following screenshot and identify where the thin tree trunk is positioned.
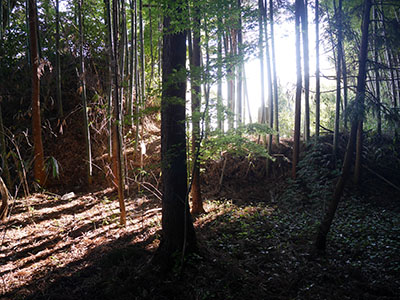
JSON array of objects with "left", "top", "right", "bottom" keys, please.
[
  {"left": 0, "top": 104, "right": 11, "bottom": 189},
  {"left": 190, "top": 2, "right": 204, "bottom": 215},
  {"left": 315, "top": 0, "right": 320, "bottom": 137},
  {"left": 292, "top": 0, "right": 303, "bottom": 179},
  {"left": 258, "top": 0, "right": 266, "bottom": 125},
  {"left": 139, "top": 0, "right": 145, "bottom": 110},
  {"left": 105, "top": 0, "right": 113, "bottom": 158},
  {"left": 237, "top": 0, "right": 243, "bottom": 125},
  {"left": 342, "top": 47, "right": 348, "bottom": 130},
  {"left": 333, "top": 0, "right": 343, "bottom": 160},
  {"left": 302, "top": 0, "right": 310, "bottom": 141},
  {"left": 217, "top": 0, "right": 223, "bottom": 131},
  {"left": 269, "top": 0, "right": 279, "bottom": 143},
  {"left": 315, "top": 0, "right": 371, "bottom": 251},
  {"left": 55, "top": 0, "right": 63, "bottom": 119},
  {"left": 29, "top": 0, "right": 46, "bottom": 186},
  {"left": 112, "top": 0, "right": 126, "bottom": 225},
  {"left": 374, "top": 4, "right": 381, "bottom": 136},
  {"left": 78, "top": 0, "right": 93, "bottom": 186}
]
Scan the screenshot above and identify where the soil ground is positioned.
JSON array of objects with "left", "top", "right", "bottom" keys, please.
[{"left": 1, "top": 136, "right": 399, "bottom": 299}]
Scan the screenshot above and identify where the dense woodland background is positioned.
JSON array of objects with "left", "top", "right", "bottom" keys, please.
[{"left": 0, "top": 0, "right": 399, "bottom": 299}]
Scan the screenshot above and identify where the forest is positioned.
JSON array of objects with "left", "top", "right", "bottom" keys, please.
[{"left": 0, "top": 0, "right": 399, "bottom": 299}]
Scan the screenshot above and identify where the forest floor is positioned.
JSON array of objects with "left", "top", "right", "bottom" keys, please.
[{"left": 1, "top": 138, "right": 400, "bottom": 300}]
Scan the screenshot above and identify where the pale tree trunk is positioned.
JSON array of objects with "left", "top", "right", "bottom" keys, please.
[
  {"left": 315, "top": 0, "right": 320, "bottom": 136},
  {"left": 111, "top": 0, "right": 126, "bottom": 225},
  {"left": 237, "top": 0, "right": 243, "bottom": 125},
  {"left": 292, "top": 0, "right": 303, "bottom": 179},
  {"left": 78, "top": 0, "right": 93, "bottom": 186},
  {"left": 269, "top": 0, "right": 279, "bottom": 143},
  {"left": 302, "top": 0, "right": 310, "bottom": 141},
  {"left": 217, "top": 0, "right": 224, "bottom": 131},
  {"left": 258, "top": 0, "right": 266, "bottom": 125},
  {"left": 263, "top": 0, "right": 273, "bottom": 176},
  {"left": 29, "top": 0, "right": 46, "bottom": 186},
  {"left": 315, "top": 0, "right": 371, "bottom": 251},
  {"left": 190, "top": 2, "right": 204, "bottom": 215}
]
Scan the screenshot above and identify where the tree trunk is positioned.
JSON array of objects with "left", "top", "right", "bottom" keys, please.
[
  {"left": 302, "top": 0, "right": 310, "bottom": 142},
  {"left": 0, "top": 103, "right": 12, "bottom": 190},
  {"left": 78, "top": 0, "right": 93, "bottom": 186},
  {"left": 0, "top": 176, "right": 8, "bottom": 221},
  {"left": 373, "top": 4, "right": 381, "bottom": 136},
  {"left": 217, "top": 0, "right": 224, "bottom": 131},
  {"left": 269, "top": 0, "right": 279, "bottom": 144},
  {"left": 236, "top": 0, "right": 243, "bottom": 125},
  {"left": 333, "top": 0, "right": 343, "bottom": 160},
  {"left": 55, "top": 0, "right": 63, "bottom": 119},
  {"left": 111, "top": 0, "right": 126, "bottom": 225},
  {"left": 29, "top": 0, "right": 46, "bottom": 186},
  {"left": 157, "top": 1, "right": 197, "bottom": 265},
  {"left": 190, "top": 2, "right": 204, "bottom": 215},
  {"left": 315, "top": 0, "right": 320, "bottom": 137},
  {"left": 258, "top": 0, "right": 266, "bottom": 125},
  {"left": 315, "top": 0, "right": 371, "bottom": 251},
  {"left": 292, "top": 0, "right": 303, "bottom": 179}
]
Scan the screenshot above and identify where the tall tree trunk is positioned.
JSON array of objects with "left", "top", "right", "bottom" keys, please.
[
  {"left": 263, "top": 0, "right": 273, "bottom": 175},
  {"left": 29, "top": 0, "right": 46, "bottom": 186},
  {"left": 139, "top": 0, "right": 145, "bottom": 110},
  {"left": 258, "top": 0, "right": 266, "bottom": 125},
  {"left": 105, "top": 0, "right": 113, "bottom": 158},
  {"left": 315, "top": 0, "right": 372, "bottom": 251},
  {"left": 78, "top": 0, "right": 93, "bottom": 186},
  {"left": 157, "top": 0, "right": 197, "bottom": 264},
  {"left": 292, "top": 0, "right": 303, "bottom": 179},
  {"left": 217, "top": 0, "right": 224, "bottom": 131},
  {"left": 0, "top": 104, "right": 11, "bottom": 189},
  {"left": 128, "top": 0, "right": 135, "bottom": 129},
  {"left": 315, "top": 0, "right": 320, "bottom": 137},
  {"left": 302, "top": 0, "right": 310, "bottom": 141},
  {"left": 55, "top": 0, "right": 63, "bottom": 119},
  {"left": 190, "top": 2, "right": 204, "bottom": 215},
  {"left": 333, "top": 0, "right": 343, "bottom": 160},
  {"left": 342, "top": 47, "right": 348, "bottom": 130},
  {"left": 111, "top": 0, "right": 126, "bottom": 225},
  {"left": 373, "top": 4, "right": 381, "bottom": 136},
  {"left": 236, "top": 0, "right": 243, "bottom": 125},
  {"left": 269, "top": 0, "right": 279, "bottom": 143}
]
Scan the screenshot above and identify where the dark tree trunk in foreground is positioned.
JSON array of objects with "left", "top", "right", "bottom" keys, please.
[
  {"left": 292, "top": 0, "right": 303, "bottom": 179},
  {"left": 315, "top": 0, "right": 371, "bottom": 252},
  {"left": 157, "top": 0, "right": 196, "bottom": 265},
  {"left": 29, "top": 0, "right": 46, "bottom": 186}
]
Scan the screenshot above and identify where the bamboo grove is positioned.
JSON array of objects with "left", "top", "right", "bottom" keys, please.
[{"left": 0, "top": 0, "right": 400, "bottom": 256}]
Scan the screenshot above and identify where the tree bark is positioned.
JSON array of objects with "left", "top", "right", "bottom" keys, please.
[
  {"left": 269, "top": 0, "right": 279, "bottom": 144},
  {"left": 78, "top": 0, "right": 93, "bottom": 186},
  {"left": 292, "top": 0, "right": 303, "bottom": 179},
  {"left": 29, "top": 0, "right": 46, "bottom": 186},
  {"left": 315, "top": 0, "right": 371, "bottom": 251},
  {"left": 111, "top": 0, "right": 126, "bottom": 225},
  {"left": 157, "top": 0, "right": 197, "bottom": 264},
  {"left": 258, "top": 0, "right": 266, "bottom": 125},
  {"left": 302, "top": 0, "right": 310, "bottom": 142},
  {"left": 315, "top": 0, "right": 320, "bottom": 137},
  {"left": 55, "top": 0, "right": 63, "bottom": 119},
  {"left": 190, "top": 2, "right": 204, "bottom": 215},
  {"left": 333, "top": 0, "right": 343, "bottom": 160}
]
